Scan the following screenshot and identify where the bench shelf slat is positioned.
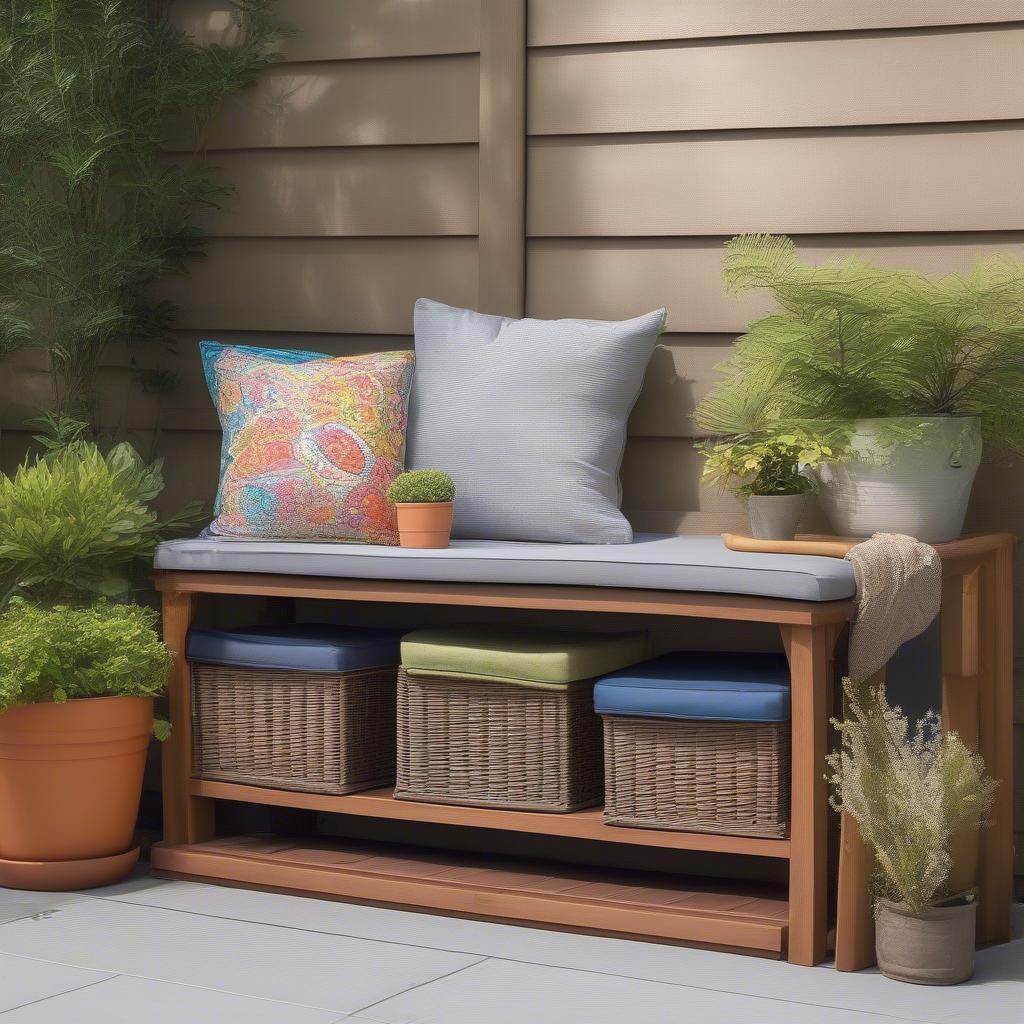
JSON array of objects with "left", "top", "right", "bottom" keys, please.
[
  {"left": 151, "top": 833, "right": 789, "bottom": 957},
  {"left": 189, "top": 779, "right": 792, "bottom": 859}
]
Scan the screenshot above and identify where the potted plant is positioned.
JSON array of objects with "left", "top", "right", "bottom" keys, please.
[
  {"left": 696, "top": 234, "right": 1024, "bottom": 541},
  {"left": 827, "top": 679, "right": 997, "bottom": 984},
  {"left": 0, "top": 425, "right": 202, "bottom": 889},
  {"left": 0, "top": 601, "right": 171, "bottom": 890},
  {"left": 697, "top": 430, "right": 837, "bottom": 540},
  {"left": 387, "top": 470, "right": 456, "bottom": 548}
]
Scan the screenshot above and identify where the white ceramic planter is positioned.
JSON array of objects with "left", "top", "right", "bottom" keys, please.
[
  {"left": 816, "top": 417, "right": 981, "bottom": 543},
  {"left": 746, "top": 494, "right": 808, "bottom": 541}
]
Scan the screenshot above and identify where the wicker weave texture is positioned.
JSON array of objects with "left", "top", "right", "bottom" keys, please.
[
  {"left": 602, "top": 716, "right": 790, "bottom": 838},
  {"left": 395, "top": 668, "right": 604, "bottom": 812},
  {"left": 191, "top": 663, "right": 397, "bottom": 795}
]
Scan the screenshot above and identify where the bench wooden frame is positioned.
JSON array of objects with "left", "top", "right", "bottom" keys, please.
[{"left": 151, "top": 533, "right": 1015, "bottom": 969}]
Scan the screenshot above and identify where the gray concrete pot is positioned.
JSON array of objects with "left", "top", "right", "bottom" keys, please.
[
  {"left": 816, "top": 416, "right": 981, "bottom": 542},
  {"left": 746, "top": 493, "right": 808, "bottom": 541},
  {"left": 875, "top": 898, "right": 976, "bottom": 985}
]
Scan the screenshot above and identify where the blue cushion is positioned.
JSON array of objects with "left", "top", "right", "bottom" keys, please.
[
  {"left": 594, "top": 652, "right": 791, "bottom": 723},
  {"left": 186, "top": 624, "right": 401, "bottom": 673}
]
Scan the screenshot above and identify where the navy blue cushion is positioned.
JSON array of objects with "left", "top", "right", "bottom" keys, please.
[
  {"left": 594, "top": 652, "right": 791, "bottom": 723},
  {"left": 186, "top": 624, "right": 401, "bottom": 673}
]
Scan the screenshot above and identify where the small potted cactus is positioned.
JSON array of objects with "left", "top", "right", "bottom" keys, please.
[{"left": 387, "top": 470, "right": 455, "bottom": 548}]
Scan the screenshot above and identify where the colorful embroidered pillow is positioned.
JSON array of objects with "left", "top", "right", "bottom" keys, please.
[{"left": 201, "top": 342, "right": 414, "bottom": 544}]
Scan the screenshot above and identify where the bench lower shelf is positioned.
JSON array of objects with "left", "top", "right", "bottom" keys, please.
[
  {"left": 151, "top": 833, "right": 790, "bottom": 957},
  {"left": 188, "top": 778, "right": 791, "bottom": 858}
]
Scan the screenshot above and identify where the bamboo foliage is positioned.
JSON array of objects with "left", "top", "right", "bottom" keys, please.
[{"left": 0, "top": 0, "right": 286, "bottom": 429}]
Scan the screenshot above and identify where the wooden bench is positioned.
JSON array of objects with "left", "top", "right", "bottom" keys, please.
[{"left": 151, "top": 533, "right": 1015, "bottom": 968}]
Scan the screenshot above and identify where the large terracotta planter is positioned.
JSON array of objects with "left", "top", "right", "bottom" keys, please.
[
  {"left": 395, "top": 501, "right": 453, "bottom": 548},
  {"left": 0, "top": 696, "right": 152, "bottom": 890},
  {"left": 875, "top": 898, "right": 977, "bottom": 985}
]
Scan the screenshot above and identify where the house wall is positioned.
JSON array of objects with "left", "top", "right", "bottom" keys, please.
[{"left": 1, "top": 0, "right": 1022, "bottom": 869}]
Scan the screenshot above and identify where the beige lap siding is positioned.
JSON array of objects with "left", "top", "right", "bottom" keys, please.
[{"left": 527, "top": 1, "right": 1024, "bottom": 46}]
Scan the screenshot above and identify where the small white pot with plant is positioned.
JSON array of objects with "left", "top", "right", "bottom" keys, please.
[
  {"left": 696, "top": 235, "right": 1024, "bottom": 542},
  {"left": 697, "top": 430, "right": 837, "bottom": 541},
  {"left": 826, "top": 679, "right": 997, "bottom": 985}
]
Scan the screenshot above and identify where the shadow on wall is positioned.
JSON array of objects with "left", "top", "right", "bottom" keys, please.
[{"left": 630, "top": 345, "right": 698, "bottom": 437}]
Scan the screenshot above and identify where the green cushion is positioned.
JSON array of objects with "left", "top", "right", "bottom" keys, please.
[{"left": 400, "top": 627, "right": 648, "bottom": 690}]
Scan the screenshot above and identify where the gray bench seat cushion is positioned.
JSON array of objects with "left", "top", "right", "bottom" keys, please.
[{"left": 155, "top": 533, "right": 855, "bottom": 603}]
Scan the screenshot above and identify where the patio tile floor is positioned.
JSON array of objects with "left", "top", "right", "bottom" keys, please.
[{"left": 1, "top": 871, "right": 1021, "bottom": 1022}]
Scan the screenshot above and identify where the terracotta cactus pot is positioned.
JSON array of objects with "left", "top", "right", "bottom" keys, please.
[
  {"left": 0, "top": 696, "right": 152, "bottom": 890},
  {"left": 875, "top": 897, "right": 977, "bottom": 985},
  {"left": 395, "top": 501, "right": 454, "bottom": 549}
]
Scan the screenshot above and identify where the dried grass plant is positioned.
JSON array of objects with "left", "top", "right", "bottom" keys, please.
[{"left": 826, "top": 678, "right": 997, "bottom": 916}]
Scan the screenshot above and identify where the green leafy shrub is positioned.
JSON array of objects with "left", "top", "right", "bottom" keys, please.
[
  {"left": 696, "top": 234, "right": 1024, "bottom": 452},
  {"left": 0, "top": 440, "right": 203, "bottom": 606},
  {"left": 697, "top": 430, "right": 840, "bottom": 497},
  {"left": 826, "top": 679, "right": 997, "bottom": 916},
  {"left": 0, "top": 600, "right": 170, "bottom": 713},
  {"left": 387, "top": 470, "right": 455, "bottom": 504}
]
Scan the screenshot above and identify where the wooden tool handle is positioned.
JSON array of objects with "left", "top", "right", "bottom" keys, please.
[{"left": 722, "top": 532, "right": 860, "bottom": 558}]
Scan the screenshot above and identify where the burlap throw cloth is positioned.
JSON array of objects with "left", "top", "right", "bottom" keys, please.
[{"left": 844, "top": 533, "right": 942, "bottom": 680}]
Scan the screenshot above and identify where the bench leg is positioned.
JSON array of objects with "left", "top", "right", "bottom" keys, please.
[
  {"left": 161, "top": 590, "right": 215, "bottom": 845},
  {"left": 941, "top": 547, "right": 1014, "bottom": 946},
  {"left": 973, "top": 548, "right": 1014, "bottom": 945},
  {"left": 835, "top": 813, "right": 876, "bottom": 970},
  {"left": 781, "top": 623, "right": 836, "bottom": 966},
  {"left": 834, "top": 667, "right": 885, "bottom": 972},
  {"left": 943, "top": 566, "right": 981, "bottom": 901}
]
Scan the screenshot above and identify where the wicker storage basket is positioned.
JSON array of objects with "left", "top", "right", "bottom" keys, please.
[
  {"left": 191, "top": 662, "right": 397, "bottom": 796},
  {"left": 602, "top": 715, "right": 790, "bottom": 838},
  {"left": 395, "top": 668, "right": 604, "bottom": 812}
]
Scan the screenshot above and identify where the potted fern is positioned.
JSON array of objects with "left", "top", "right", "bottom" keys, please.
[
  {"left": 696, "top": 235, "right": 1024, "bottom": 542},
  {"left": 697, "top": 430, "right": 837, "bottom": 540},
  {"left": 0, "top": 425, "right": 201, "bottom": 889},
  {"left": 827, "top": 680, "right": 997, "bottom": 984},
  {"left": 387, "top": 470, "right": 456, "bottom": 548}
]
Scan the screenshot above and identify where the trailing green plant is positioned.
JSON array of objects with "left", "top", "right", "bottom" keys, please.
[
  {"left": 0, "top": 436, "right": 203, "bottom": 607},
  {"left": 387, "top": 469, "right": 456, "bottom": 504},
  {"left": 695, "top": 234, "right": 1024, "bottom": 453},
  {"left": 0, "top": 599, "right": 170, "bottom": 723},
  {"left": 0, "top": 1, "right": 286, "bottom": 429},
  {"left": 697, "top": 429, "right": 840, "bottom": 497},
  {"left": 826, "top": 679, "right": 997, "bottom": 917}
]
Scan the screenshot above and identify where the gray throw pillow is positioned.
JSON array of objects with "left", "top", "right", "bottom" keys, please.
[{"left": 408, "top": 299, "right": 665, "bottom": 544}]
